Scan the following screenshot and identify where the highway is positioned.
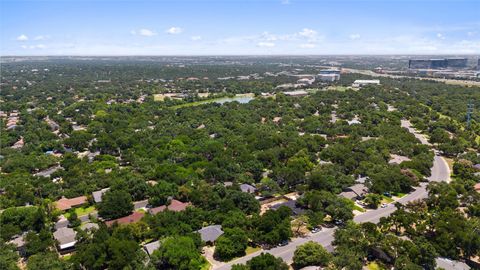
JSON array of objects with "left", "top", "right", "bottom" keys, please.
[{"left": 213, "top": 120, "right": 451, "bottom": 270}]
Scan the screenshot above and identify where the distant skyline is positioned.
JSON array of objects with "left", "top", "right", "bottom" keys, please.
[{"left": 1, "top": 0, "right": 480, "bottom": 56}]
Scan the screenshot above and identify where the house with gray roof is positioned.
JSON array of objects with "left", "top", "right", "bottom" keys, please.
[
  {"left": 80, "top": 222, "right": 99, "bottom": 232},
  {"left": 9, "top": 235, "right": 26, "bottom": 256},
  {"left": 240, "top": 183, "right": 256, "bottom": 194},
  {"left": 143, "top": 240, "right": 161, "bottom": 256},
  {"left": 270, "top": 200, "right": 306, "bottom": 216},
  {"left": 134, "top": 199, "right": 149, "bottom": 210},
  {"left": 339, "top": 183, "right": 368, "bottom": 200},
  {"left": 54, "top": 227, "right": 77, "bottom": 251},
  {"left": 55, "top": 215, "right": 70, "bottom": 229},
  {"left": 197, "top": 225, "right": 224, "bottom": 244},
  {"left": 92, "top": 187, "right": 110, "bottom": 203},
  {"left": 435, "top": 258, "right": 470, "bottom": 270}
]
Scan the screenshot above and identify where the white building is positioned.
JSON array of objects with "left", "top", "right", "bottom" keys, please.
[{"left": 352, "top": 80, "right": 380, "bottom": 88}]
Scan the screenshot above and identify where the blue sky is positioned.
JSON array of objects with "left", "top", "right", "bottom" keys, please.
[{"left": 1, "top": 0, "right": 480, "bottom": 55}]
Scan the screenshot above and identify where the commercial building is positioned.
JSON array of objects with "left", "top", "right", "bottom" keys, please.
[
  {"left": 409, "top": 58, "right": 468, "bottom": 69},
  {"left": 408, "top": 59, "right": 431, "bottom": 69},
  {"left": 318, "top": 74, "right": 340, "bottom": 82},
  {"left": 446, "top": 58, "right": 468, "bottom": 68}
]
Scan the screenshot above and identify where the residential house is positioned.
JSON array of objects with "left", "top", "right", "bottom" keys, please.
[
  {"left": 105, "top": 212, "right": 145, "bottom": 227},
  {"left": 240, "top": 183, "right": 257, "bottom": 194},
  {"left": 148, "top": 205, "right": 167, "bottom": 215},
  {"left": 133, "top": 199, "right": 149, "bottom": 210},
  {"left": 55, "top": 215, "right": 70, "bottom": 229},
  {"left": 143, "top": 240, "right": 161, "bottom": 257},
  {"left": 435, "top": 258, "right": 470, "bottom": 270},
  {"left": 147, "top": 199, "right": 190, "bottom": 215},
  {"left": 339, "top": 183, "right": 369, "bottom": 200},
  {"left": 92, "top": 188, "right": 110, "bottom": 203},
  {"left": 55, "top": 196, "right": 87, "bottom": 211},
  {"left": 80, "top": 222, "right": 99, "bottom": 232},
  {"left": 54, "top": 227, "right": 77, "bottom": 251},
  {"left": 197, "top": 225, "right": 224, "bottom": 244},
  {"left": 270, "top": 200, "right": 306, "bottom": 216},
  {"left": 8, "top": 235, "right": 26, "bottom": 257}
]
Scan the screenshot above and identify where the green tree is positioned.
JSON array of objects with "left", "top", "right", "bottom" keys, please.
[
  {"left": 214, "top": 227, "right": 249, "bottom": 261},
  {"left": 27, "top": 252, "right": 69, "bottom": 270},
  {"left": 98, "top": 190, "right": 133, "bottom": 220},
  {"left": 364, "top": 194, "right": 382, "bottom": 209},
  {"left": 243, "top": 253, "right": 289, "bottom": 270},
  {"left": 0, "top": 242, "right": 20, "bottom": 270},
  {"left": 293, "top": 241, "right": 332, "bottom": 268},
  {"left": 152, "top": 236, "right": 204, "bottom": 270}
]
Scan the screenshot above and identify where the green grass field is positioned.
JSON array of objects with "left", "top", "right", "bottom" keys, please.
[
  {"left": 353, "top": 204, "right": 366, "bottom": 212},
  {"left": 64, "top": 206, "right": 96, "bottom": 218}
]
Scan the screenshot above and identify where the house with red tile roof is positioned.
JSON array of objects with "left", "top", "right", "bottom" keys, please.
[
  {"left": 147, "top": 199, "right": 190, "bottom": 215},
  {"left": 148, "top": 205, "right": 167, "bottom": 215},
  {"left": 55, "top": 196, "right": 87, "bottom": 211},
  {"left": 168, "top": 199, "right": 190, "bottom": 212},
  {"left": 105, "top": 212, "right": 145, "bottom": 227}
]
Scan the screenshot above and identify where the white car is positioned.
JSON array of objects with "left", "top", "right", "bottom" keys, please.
[{"left": 381, "top": 203, "right": 388, "bottom": 208}]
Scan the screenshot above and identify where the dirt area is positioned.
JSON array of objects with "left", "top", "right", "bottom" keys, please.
[{"left": 260, "top": 198, "right": 288, "bottom": 215}]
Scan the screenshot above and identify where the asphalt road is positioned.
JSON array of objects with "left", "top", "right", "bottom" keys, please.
[{"left": 214, "top": 121, "right": 451, "bottom": 270}]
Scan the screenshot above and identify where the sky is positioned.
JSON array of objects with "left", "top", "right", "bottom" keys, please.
[{"left": 1, "top": 0, "right": 480, "bottom": 56}]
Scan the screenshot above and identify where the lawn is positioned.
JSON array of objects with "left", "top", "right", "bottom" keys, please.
[
  {"left": 367, "top": 262, "right": 386, "bottom": 270},
  {"left": 353, "top": 204, "right": 366, "bottom": 212},
  {"left": 200, "top": 261, "right": 211, "bottom": 270},
  {"left": 245, "top": 246, "right": 261, "bottom": 255},
  {"left": 381, "top": 196, "right": 394, "bottom": 203},
  {"left": 64, "top": 206, "right": 96, "bottom": 218}
]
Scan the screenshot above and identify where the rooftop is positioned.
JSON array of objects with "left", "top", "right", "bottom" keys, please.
[
  {"left": 105, "top": 212, "right": 145, "bottom": 227},
  {"left": 55, "top": 196, "right": 87, "bottom": 211},
  {"left": 143, "top": 240, "right": 161, "bottom": 256},
  {"left": 197, "top": 225, "right": 224, "bottom": 243},
  {"left": 92, "top": 188, "right": 110, "bottom": 203},
  {"left": 53, "top": 227, "right": 77, "bottom": 249}
]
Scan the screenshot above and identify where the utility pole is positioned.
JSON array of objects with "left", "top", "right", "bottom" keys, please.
[{"left": 467, "top": 100, "right": 474, "bottom": 129}]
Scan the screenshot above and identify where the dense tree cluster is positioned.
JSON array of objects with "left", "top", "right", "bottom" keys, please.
[{"left": 1, "top": 58, "right": 478, "bottom": 269}]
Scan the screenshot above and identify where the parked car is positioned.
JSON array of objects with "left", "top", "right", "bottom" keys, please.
[
  {"left": 381, "top": 203, "right": 388, "bottom": 208},
  {"left": 311, "top": 227, "right": 322, "bottom": 233},
  {"left": 278, "top": 240, "right": 288, "bottom": 247}
]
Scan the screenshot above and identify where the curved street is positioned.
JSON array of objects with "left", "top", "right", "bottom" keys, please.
[{"left": 214, "top": 120, "right": 451, "bottom": 270}]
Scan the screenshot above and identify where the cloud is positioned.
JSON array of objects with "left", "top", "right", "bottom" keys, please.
[
  {"left": 467, "top": 31, "right": 477, "bottom": 37},
  {"left": 298, "top": 28, "right": 317, "bottom": 39},
  {"left": 34, "top": 35, "right": 49, "bottom": 41},
  {"left": 299, "top": 43, "right": 316, "bottom": 48},
  {"left": 436, "top": 33, "right": 445, "bottom": 40},
  {"left": 191, "top": 36, "right": 202, "bottom": 41},
  {"left": 349, "top": 34, "right": 361, "bottom": 40},
  {"left": 257, "top": 42, "right": 275, "bottom": 47},
  {"left": 21, "top": 44, "right": 46, "bottom": 49},
  {"left": 281, "top": 0, "right": 291, "bottom": 4},
  {"left": 131, "top": 29, "right": 157, "bottom": 37},
  {"left": 16, "top": 34, "right": 28, "bottom": 41},
  {"left": 166, "top": 27, "right": 183, "bottom": 34}
]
